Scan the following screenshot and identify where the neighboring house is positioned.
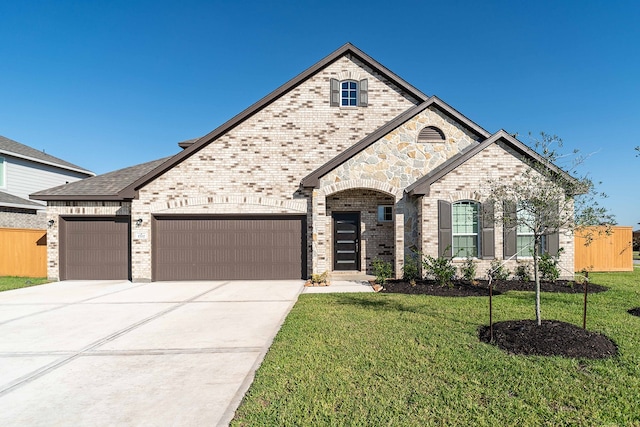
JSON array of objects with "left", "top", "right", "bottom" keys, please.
[
  {"left": 0, "top": 135, "right": 94, "bottom": 229},
  {"left": 32, "top": 43, "right": 576, "bottom": 282}
]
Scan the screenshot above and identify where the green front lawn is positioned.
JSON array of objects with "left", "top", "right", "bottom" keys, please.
[
  {"left": 634, "top": 251, "right": 639, "bottom": 261},
  {"left": 233, "top": 271, "right": 640, "bottom": 426},
  {"left": 0, "top": 276, "right": 50, "bottom": 292}
]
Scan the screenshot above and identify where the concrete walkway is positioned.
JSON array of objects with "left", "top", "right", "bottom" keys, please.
[
  {"left": 0, "top": 279, "right": 304, "bottom": 426},
  {"left": 302, "top": 279, "right": 375, "bottom": 293}
]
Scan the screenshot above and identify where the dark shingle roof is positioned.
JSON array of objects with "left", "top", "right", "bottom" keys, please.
[
  {"left": 178, "top": 137, "right": 201, "bottom": 149},
  {"left": 0, "top": 135, "right": 93, "bottom": 175},
  {"left": 31, "top": 157, "right": 170, "bottom": 201},
  {"left": 0, "top": 190, "right": 45, "bottom": 209}
]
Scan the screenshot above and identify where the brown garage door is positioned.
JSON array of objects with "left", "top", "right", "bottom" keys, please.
[
  {"left": 60, "top": 216, "right": 130, "bottom": 280},
  {"left": 153, "top": 215, "right": 306, "bottom": 281}
]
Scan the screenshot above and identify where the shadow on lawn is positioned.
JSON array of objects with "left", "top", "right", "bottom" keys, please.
[
  {"left": 334, "top": 294, "right": 424, "bottom": 315},
  {"left": 332, "top": 294, "right": 481, "bottom": 329}
]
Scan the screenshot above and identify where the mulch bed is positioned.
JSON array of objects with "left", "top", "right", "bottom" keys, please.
[
  {"left": 478, "top": 320, "right": 618, "bottom": 359},
  {"left": 378, "top": 279, "right": 607, "bottom": 297},
  {"left": 628, "top": 307, "right": 640, "bottom": 317}
]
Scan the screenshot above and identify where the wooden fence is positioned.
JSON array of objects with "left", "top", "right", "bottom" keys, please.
[
  {"left": 574, "top": 226, "right": 633, "bottom": 272},
  {"left": 0, "top": 228, "right": 47, "bottom": 277}
]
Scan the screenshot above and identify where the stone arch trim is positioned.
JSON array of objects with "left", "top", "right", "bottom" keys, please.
[
  {"left": 147, "top": 195, "right": 307, "bottom": 213},
  {"left": 319, "top": 179, "right": 403, "bottom": 201},
  {"left": 445, "top": 190, "right": 483, "bottom": 203},
  {"left": 336, "top": 70, "right": 364, "bottom": 82}
]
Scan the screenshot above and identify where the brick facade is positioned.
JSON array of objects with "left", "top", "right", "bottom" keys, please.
[
  {"left": 45, "top": 202, "right": 131, "bottom": 281},
  {"left": 128, "top": 55, "right": 418, "bottom": 281},
  {"left": 0, "top": 208, "right": 46, "bottom": 230},
  {"left": 326, "top": 189, "right": 394, "bottom": 274},
  {"left": 421, "top": 141, "right": 574, "bottom": 279},
  {"left": 40, "top": 45, "right": 576, "bottom": 282}
]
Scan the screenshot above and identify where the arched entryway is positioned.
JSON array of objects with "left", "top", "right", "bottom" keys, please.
[{"left": 325, "top": 188, "right": 396, "bottom": 275}]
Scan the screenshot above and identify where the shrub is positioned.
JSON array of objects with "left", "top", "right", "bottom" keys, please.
[
  {"left": 372, "top": 258, "right": 393, "bottom": 284},
  {"left": 402, "top": 252, "right": 421, "bottom": 281},
  {"left": 514, "top": 263, "right": 532, "bottom": 282},
  {"left": 422, "top": 252, "right": 456, "bottom": 287},
  {"left": 487, "top": 259, "right": 510, "bottom": 280},
  {"left": 459, "top": 257, "right": 477, "bottom": 281},
  {"left": 310, "top": 271, "right": 329, "bottom": 285},
  {"left": 539, "top": 248, "right": 564, "bottom": 282}
]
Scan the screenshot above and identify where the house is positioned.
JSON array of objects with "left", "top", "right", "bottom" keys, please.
[
  {"left": 31, "top": 43, "right": 576, "bottom": 282},
  {"left": 0, "top": 135, "right": 94, "bottom": 229}
]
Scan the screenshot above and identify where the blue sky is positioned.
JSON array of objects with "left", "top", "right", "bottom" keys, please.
[{"left": 1, "top": 1, "right": 638, "bottom": 227}]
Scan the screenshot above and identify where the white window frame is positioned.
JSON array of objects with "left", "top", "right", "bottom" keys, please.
[
  {"left": 377, "top": 205, "right": 393, "bottom": 222},
  {"left": 452, "top": 200, "right": 479, "bottom": 258},
  {"left": 340, "top": 80, "right": 359, "bottom": 107}
]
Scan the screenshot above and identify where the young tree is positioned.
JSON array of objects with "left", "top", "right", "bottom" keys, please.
[{"left": 486, "top": 132, "right": 614, "bottom": 325}]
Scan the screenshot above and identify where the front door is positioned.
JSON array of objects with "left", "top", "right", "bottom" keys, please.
[{"left": 333, "top": 212, "right": 360, "bottom": 271}]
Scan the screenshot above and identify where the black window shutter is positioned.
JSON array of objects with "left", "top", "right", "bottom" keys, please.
[
  {"left": 481, "top": 202, "right": 495, "bottom": 259},
  {"left": 359, "top": 79, "right": 368, "bottom": 107},
  {"left": 503, "top": 201, "right": 517, "bottom": 258},
  {"left": 330, "top": 78, "right": 339, "bottom": 107},
  {"left": 438, "top": 200, "right": 452, "bottom": 258}
]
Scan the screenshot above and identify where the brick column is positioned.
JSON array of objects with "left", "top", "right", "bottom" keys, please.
[
  {"left": 312, "top": 189, "right": 327, "bottom": 274},
  {"left": 394, "top": 197, "right": 405, "bottom": 279}
]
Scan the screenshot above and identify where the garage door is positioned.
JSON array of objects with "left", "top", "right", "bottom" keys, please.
[
  {"left": 153, "top": 216, "right": 306, "bottom": 281},
  {"left": 60, "top": 216, "right": 130, "bottom": 280}
]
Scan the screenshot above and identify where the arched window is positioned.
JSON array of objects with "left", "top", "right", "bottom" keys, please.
[
  {"left": 418, "top": 126, "right": 446, "bottom": 143},
  {"left": 452, "top": 200, "right": 479, "bottom": 257}
]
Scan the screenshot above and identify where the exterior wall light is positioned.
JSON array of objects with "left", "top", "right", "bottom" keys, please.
[
  {"left": 135, "top": 218, "right": 143, "bottom": 227},
  {"left": 47, "top": 219, "right": 55, "bottom": 228}
]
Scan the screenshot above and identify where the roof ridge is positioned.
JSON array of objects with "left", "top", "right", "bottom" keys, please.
[
  {"left": 118, "top": 43, "right": 429, "bottom": 199},
  {"left": 0, "top": 135, "right": 94, "bottom": 175},
  {"left": 406, "top": 130, "right": 579, "bottom": 196}
]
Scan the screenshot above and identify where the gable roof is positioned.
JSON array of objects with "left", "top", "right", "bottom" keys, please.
[
  {"left": 0, "top": 190, "right": 45, "bottom": 210},
  {"left": 405, "top": 130, "right": 580, "bottom": 196},
  {"left": 0, "top": 135, "right": 94, "bottom": 176},
  {"left": 117, "top": 43, "right": 429, "bottom": 199},
  {"left": 30, "top": 157, "right": 169, "bottom": 201},
  {"left": 300, "top": 96, "right": 492, "bottom": 188}
]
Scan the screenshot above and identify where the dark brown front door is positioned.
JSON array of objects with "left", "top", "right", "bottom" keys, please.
[{"left": 333, "top": 212, "right": 360, "bottom": 271}]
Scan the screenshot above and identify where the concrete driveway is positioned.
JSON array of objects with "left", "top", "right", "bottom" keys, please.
[{"left": 0, "top": 279, "right": 303, "bottom": 426}]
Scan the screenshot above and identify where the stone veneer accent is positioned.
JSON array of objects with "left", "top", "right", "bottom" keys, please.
[
  {"left": 45, "top": 201, "right": 131, "bottom": 280},
  {"left": 321, "top": 106, "right": 479, "bottom": 189},
  {"left": 421, "top": 141, "right": 575, "bottom": 279},
  {"left": 315, "top": 106, "right": 481, "bottom": 278},
  {"left": 129, "top": 55, "right": 418, "bottom": 281}
]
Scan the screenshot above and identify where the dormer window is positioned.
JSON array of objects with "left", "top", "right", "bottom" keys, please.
[
  {"left": 418, "top": 126, "right": 446, "bottom": 143},
  {"left": 330, "top": 78, "right": 368, "bottom": 107}
]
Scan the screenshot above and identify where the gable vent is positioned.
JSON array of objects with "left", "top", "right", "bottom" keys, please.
[{"left": 418, "top": 126, "right": 446, "bottom": 142}]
